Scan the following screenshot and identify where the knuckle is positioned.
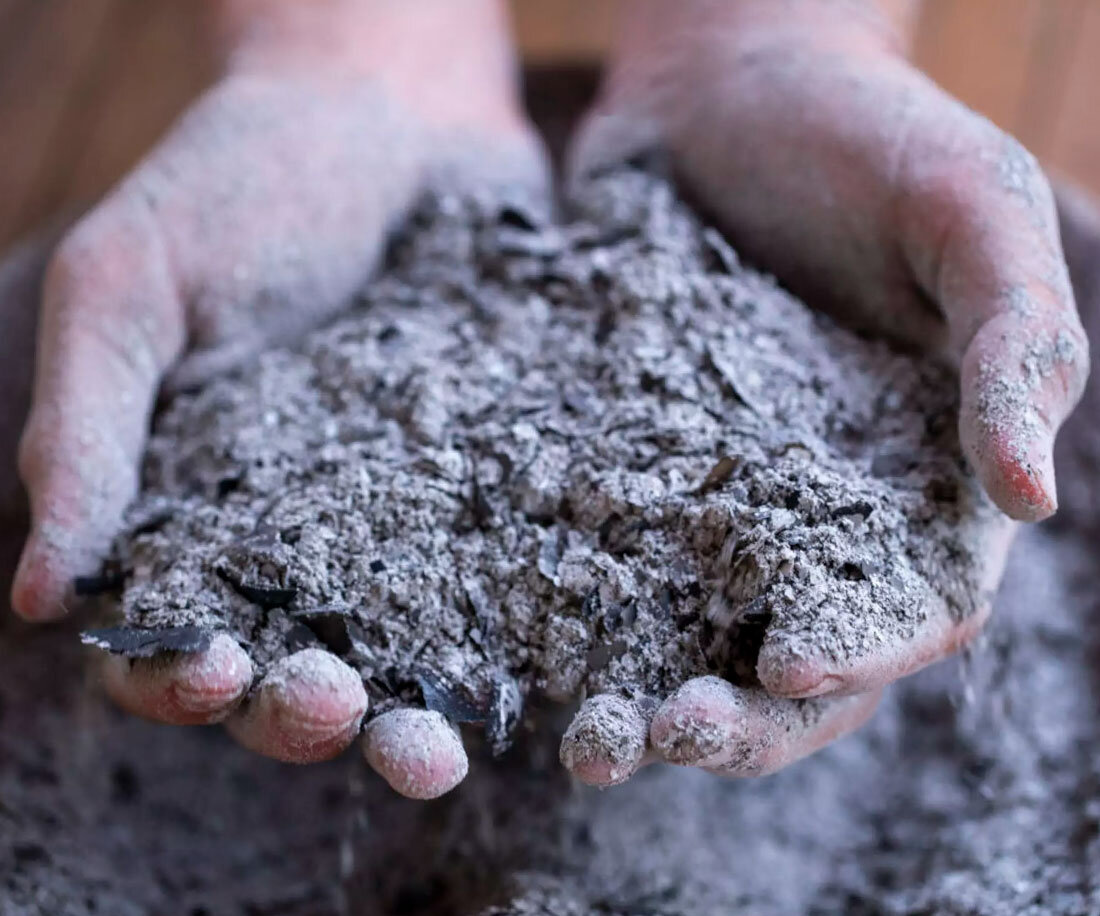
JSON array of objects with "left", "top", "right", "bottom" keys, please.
[{"left": 989, "top": 132, "right": 1051, "bottom": 202}]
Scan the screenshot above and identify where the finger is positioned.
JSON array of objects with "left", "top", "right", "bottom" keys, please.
[
  {"left": 651, "top": 676, "right": 879, "bottom": 776},
  {"left": 705, "top": 689, "right": 881, "bottom": 778},
  {"left": 12, "top": 195, "right": 185, "bottom": 620},
  {"left": 362, "top": 708, "right": 469, "bottom": 800},
  {"left": 756, "top": 605, "right": 989, "bottom": 701},
  {"left": 900, "top": 122, "right": 1089, "bottom": 521},
  {"left": 754, "top": 508, "right": 1013, "bottom": 700},
  {"left": 100, "top": 633, "right": 252, "bottom": 725},
  {"left": 559, "top": 693, "right": 650, "bottom": 787},
  {"left": 225, "top": 649, "right": 367, "bottom": 764}
]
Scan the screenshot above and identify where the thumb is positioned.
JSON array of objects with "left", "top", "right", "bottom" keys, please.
[
  {"left": 900, "top": 127, "right": 1089, "bottom": 521},
  {"left": 13, "top": 194, "right": 185, "bottom": 620},
  {"left": 565, "top": 97, "right": 664, "bottom": 198}
]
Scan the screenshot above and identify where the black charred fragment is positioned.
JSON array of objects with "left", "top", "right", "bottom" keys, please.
[
  {"left": 696, "top": 455, "right": 740, "bottom": 494},
  {"left": 840, "top": 562, "right": 868, "bottom": 582},
  {"left": 216, "top": 474, "right": 243, "bottom": 498},
  {"left": 595, "top": 308, "right": 617, "bottom": 346},
  {"left": 285, "top": 622, "right": 321, "bottom": 653},
  {"left": 832, "top": 501, "right": 875, "bottom": 521},
  {"left": 586, "top": 643, "right": 611, "bottom": 672},
  {"left": 291, "top": 606, "right": 353, "bottom": 655},
  {"left": 705, "top": 600, "right": 770, "bottom": 687},
  {"left": 455, "top": 463, "right": 495, "bottom": 533},
  {"left": 73, "top": 563, "right": 127, "bottom": 597},
  {"left": 497, "top": 201, "right": 543, "bottom": 232},
  {"left": 416, "top": 672, "right": 485, "bottom": 724},
  {"left": 597, "top": 513, "right": 648, "bottom": 555},
  {"left": 81, "top": 625, "right": 212, "bottom": 659},
  {"left": 129, "top": 507, "right": 176, "bottom": 537},
  {"left": 217, "top": 569, "right": 297, "bottom": 609},
  {"left": 416, "top": 671, "right": 523, "bottom": 754}
]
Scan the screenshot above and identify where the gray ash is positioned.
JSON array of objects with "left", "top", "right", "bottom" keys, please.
[{"left": 100, "top": 168, "right": 1002, "bottom": 732}]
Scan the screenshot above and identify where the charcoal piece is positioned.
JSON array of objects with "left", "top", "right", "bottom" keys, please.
[
  {"left": 80, "top": 625, "right": 212, "bottom": 659},
  {"left": 291, "top": 606, "right": 353, "bottom": 655},
  {"left": 416, "top": 673, "right": 488, "bottom": 725},
  {"left": 217, "top": 570, "right": 297, "bottom": 610},
  {"left": 74, "top": 564, "right": 126, "bottom": 597}
]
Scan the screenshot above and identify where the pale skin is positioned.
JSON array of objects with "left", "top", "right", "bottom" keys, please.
[{"left": 8, "top": 0, "right": 1088, "bottom": 798}]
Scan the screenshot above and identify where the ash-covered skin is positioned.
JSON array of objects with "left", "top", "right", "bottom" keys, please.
[{"left": 100, "top": 168, "right": 1003, "bottom": 733}]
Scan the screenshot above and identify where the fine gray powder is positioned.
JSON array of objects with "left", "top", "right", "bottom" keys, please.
[{"left": 97, "top": 168, "right": 1003, "bottom": 736}]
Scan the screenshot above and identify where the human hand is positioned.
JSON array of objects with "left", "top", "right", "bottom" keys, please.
[
  {"left": 10, "top": 0, "right": 547, "bottom": 797},
  {"left": 560, "top": 0, "right": 1087, "bottom": 785}
]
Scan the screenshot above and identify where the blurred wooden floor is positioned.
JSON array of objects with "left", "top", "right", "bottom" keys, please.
[{"left": 1, "top": 0, "right": 1098, "bottom": 249}]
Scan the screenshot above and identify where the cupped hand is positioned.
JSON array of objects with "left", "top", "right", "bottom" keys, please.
[
  {"left": 560, "top": 0, "right": 1087, "bottom": 786},
  {"left": 10, "top": 0, "right": 547, "bottom": 799}
]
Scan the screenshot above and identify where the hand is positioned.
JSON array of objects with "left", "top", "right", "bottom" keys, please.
[
  {"left": 559, "top": 0, "right": 1088, "bottom": 785},
  {"left": 10, "top": 0, "right": 547, "bottom": 798}
]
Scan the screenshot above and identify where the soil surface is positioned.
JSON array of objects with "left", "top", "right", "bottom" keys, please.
[
  {"left": 2, "top": 163, "right": 1100, "bottom": 916},
  {"left": 95, "top": 168, "right": 1001, "bottom": 741}
]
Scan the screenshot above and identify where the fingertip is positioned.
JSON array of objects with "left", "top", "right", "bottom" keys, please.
[
  {"left": 969, "top": 428, "right": 1056, "bottom": 522},
  {"left": 11, "top": 538, "right": 72, "bottom": 622},
  {"left": 226, "top": 649, "right": 367, "bottom": 764},
  {"left": 650, "top": 676, "right": 746, "bottom": 767},
  {"left": 101, "top": 634, "right": 253, "bottom": 725},
  {"left": 168, "top": 635, "right": 253, "bottom": 718},
  {"left": 559, "top": 694, "right": 648, "bottom": 788},
  {"left": 362, "top": 708, "right": 468, "bottom": 800},
  {"left": 959, "top": 316, "right": 1085, "bottom": 522},
  {"left": 756, "top": 645, "right": 845, "bottom": 700},
  {"left": 708, "top": 690, "right": 883, "bottom": 779}
]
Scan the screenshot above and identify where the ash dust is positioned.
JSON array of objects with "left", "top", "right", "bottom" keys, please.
[{"left": 104, "top": 168, "right": 1002, "bottom": 738}]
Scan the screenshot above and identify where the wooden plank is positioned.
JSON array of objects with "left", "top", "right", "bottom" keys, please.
[
  {"left": 0, "top": 0, "right": 116, "bottom": 247},
  {"left": 1012, "top": 0, "right": 1088, "bottom": 164},
  {"left": 880, "top": 0, "right": 925, "bottom": 52},
  {"left": 912, "top": 0, "right": 1045, "bottom": 140},
  {"left": 55, "top": 1, "right": 216, "bottom": 217},
  {"left": 511, "top": 0, "right": 614, "bottom": 63},
  {"left": 1043, "top": 1, "right": 1100, "bottom": 197}
]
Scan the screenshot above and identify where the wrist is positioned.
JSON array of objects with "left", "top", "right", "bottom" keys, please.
[
  {"left": 612, "top": 0, "right": 907, "bottom": 68},
  {"left": 203, "top": 0, "right": 525, "bottom": 132}
]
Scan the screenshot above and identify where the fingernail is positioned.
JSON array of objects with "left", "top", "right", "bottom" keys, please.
[
  {"left": 171, "top": 635, "right": 253, "bottom": 715},
  {"left": 978, "top": 432, "right": 1056, "bottom": 522},
  {"left": 11, "top": 541, "right": 70, "bottom": 621}
]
